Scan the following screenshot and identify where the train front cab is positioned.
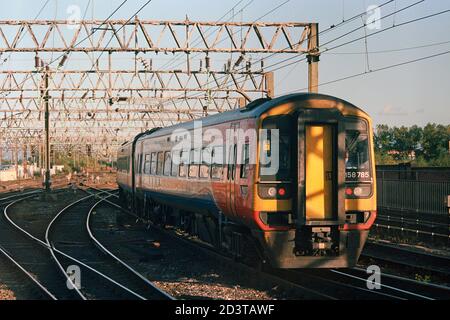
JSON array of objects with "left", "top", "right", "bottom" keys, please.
[{"left": 253, "top": 97, "right": 376, "bottom": 268}]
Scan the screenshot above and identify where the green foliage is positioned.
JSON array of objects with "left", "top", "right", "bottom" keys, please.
[
  {"left": 415, "top": 274, "right": 431, "bottom": 283},
  {"left": 374, "top": 124, "right": 450, "bottom": 167}
]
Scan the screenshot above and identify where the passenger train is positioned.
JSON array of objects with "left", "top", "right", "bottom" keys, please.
[{"left": 117, "top": 93, "right": 376, "bottom": 268}]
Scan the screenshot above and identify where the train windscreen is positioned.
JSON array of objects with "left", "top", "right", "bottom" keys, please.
[
  {"left": 259, "top": 115, "right": 292, "bottom": 182},
  {"left": 345, "top": 119, "right": 372, "bottom": 183}
]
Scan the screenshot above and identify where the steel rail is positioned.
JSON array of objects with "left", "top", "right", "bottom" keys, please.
[
  {"left": 85, "top": 192, "right": 175, "bottom": 300},
  {"left": 330, "top": 269, "right": 436, "bottom": 300},
  {"left": 99, "top": 187, "right": 449, "bottom": 300},
  {"left": 44, "top": 190, "right": 150, "bottom": 300},
  {"left": 0, "top": 190, "right": 42, "bottom": 203},
  {"left": 0, "top": 245, "right": 57, "bottom": 300},
  {"left": 3, "top": 189, "right": 146, "bottom": 299}
]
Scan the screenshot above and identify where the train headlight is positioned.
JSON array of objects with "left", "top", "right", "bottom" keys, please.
[
  {"left": 267, "top": 187, "right": 277, "bottom": 197},
  {"left": 345, "top": 184, "right": 372, "bottom": 198},
  {"left": 353, "top": 187, "right": 363, "bottom": 196},
  {"left": 258, "top": 184, "right": 291, "bottom": 199}
]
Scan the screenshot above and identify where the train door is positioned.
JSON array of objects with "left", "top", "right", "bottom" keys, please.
[
  {"left": 136, "top": 141, "right": 143, "bottom": 190},
  {"left": 226, "top": 122, "right": 239, "bottom": 218},
  {"left": 305, "top": 125, "right": 334, "bottom": 220},
  {"left": 296, "top": 109, "right": 346, "bottom": 253}
]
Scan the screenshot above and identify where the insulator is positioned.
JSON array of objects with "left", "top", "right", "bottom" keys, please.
[
  {"left": 34, "top": 53, "right": 41, "bottom": 68},
  {"left": 58, "top": 53, "right": 68, "bottom": 68}
]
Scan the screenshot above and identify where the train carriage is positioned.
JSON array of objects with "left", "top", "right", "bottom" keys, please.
[{"left": 117, "top": 93, "right": 377, "bottom": 268}]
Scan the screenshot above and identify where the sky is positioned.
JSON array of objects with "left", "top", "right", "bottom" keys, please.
[{"left": 1, "top": 0, "right": 449, "bottom": 127}]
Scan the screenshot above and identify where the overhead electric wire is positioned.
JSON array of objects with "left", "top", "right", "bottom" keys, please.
[
  {"left": 185, "top": 3, "right": 450, "bottom": 103},
  {"left": 241, "top": 0, "right": 427, "bottom": 78},
  {"left": 280, "top": 48, "right": 450, "bottom": 95},
  {"left": 142, "top": 0, "right": 293, "bottom": 109},
  {"left": 160, "top": 0, "right": 287, "bottom": 72},
  {"left": 0, "top": 0, "right": 51, "bottom": 67},
  {"left": 156, "top": 0, "right": 424, "bottom": 109},
  {"left": 158, "top": 0, "right": 254, "bottom": 71},
  {"left": 83, "top": 0, "right": 155, "bottom": 79},
  {"left": 325, "top": 39, "right": 450, "bottom": 55},
  {"left": 263, "top": 6, "right": 450, "bottom": 76},
  {"left": 320, "top": 0, "right": 425, "bottom": 48},
  {"left": 324, "top": 8, "right": 450, "bottom": 54},
  {"left": 0, "top": 0, "right": 129, "bottom": 98},
  {"left": 207, "top": 0, "right": 397, "bottom": 86}
]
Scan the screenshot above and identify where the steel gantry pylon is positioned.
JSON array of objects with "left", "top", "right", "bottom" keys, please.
[{"left": 0, "top": 19, "right": 319, "bottom": 160}]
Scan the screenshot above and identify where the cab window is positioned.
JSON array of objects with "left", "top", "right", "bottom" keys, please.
[
  {"left": 345, "top": 119, "right": 372, "bottom": 183},
  {"left": 259, "top": 115, "right": 292, "bottom": 181}
]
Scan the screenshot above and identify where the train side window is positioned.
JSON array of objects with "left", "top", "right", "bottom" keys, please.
[
  {"left": 240, "top": 143, "right": 250, "bottom": 179},
  {"left": 143, "top": 154, "right": 151, "bottom": 174},
  {"left": 189, "top": 149, "right": 200, "bottom": 178},
  {"left": 179, "top": 150, "right": 188, "bottom": 177},
  {"left": 200, "top": 147, "right": 211, "bottom": 179},
  {"left": 135, "top": 154, "right": 141, "bottom": 174},
  {"left": 157, "top": 152, "right": 164, "bottom": 175},
  {"left": 163, "top": 151, "right": 172, "bottom": 176},
  {"left": 171, "top": 151, "right": 179, "bottom": 176},
  {"left": 150, "top": 152, "right": 157, "bottom": 175},
  {"left": 227, "top": 144, "right": 237, "bottom": 180},
  {"left": 211, "top": 146, "right": 224, "bottom": 179}
]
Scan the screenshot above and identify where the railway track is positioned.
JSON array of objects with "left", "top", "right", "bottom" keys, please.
[
  {"left": 0, "top": 245, "right": 56, "bottom": 300},
  {"left": 279, "top": 266, "right": 450, "bottom": 300},
  {"left": 88, "top": 188, "right": 450, "bottom": 300},
  {"left": 0, "top": 190, "right": 55, "bottom": 300},
  {"left": 0, "top": 187, "right": 173, "bottom": 300},
  {"left": 84, "top": 187, "right": 331, "bottom": 300},
  {"left": 362, "top": 241, "right": 450, "bottom": 277},
  {"left": 3, "top": 186, "right": 448, "bottom": 300},
  {"left": 0, "top": 190, "right": 78, "bottom": 300},
  {"left": 45, "top": 188, "right": 174, "bottom": 300}
]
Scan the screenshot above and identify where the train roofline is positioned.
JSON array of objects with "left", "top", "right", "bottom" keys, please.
[{"left": 133, "top": 92, "right": 367, "bottom": 141}]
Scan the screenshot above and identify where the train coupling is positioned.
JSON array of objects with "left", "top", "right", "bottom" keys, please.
[{"left": 294, "top": 225, "right": 339, "bottom": 256}]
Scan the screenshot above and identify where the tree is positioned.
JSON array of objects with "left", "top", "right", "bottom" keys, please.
[
  {"left": 421, "top": 124, "right": 449, "bottom": 161},
  {"left": 373, "top": 123, "right": 449, "bottom": 167},
  {"left": 374, "top": 124, "right": 393, "bottom": 154}
]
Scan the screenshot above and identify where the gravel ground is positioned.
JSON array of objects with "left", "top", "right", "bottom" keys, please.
[
  {"left": 0, "top": 285, "right": 16, "bottom": 300},
  {"left": 91, "top": 203, "right": 293, "bottom": 300}
]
